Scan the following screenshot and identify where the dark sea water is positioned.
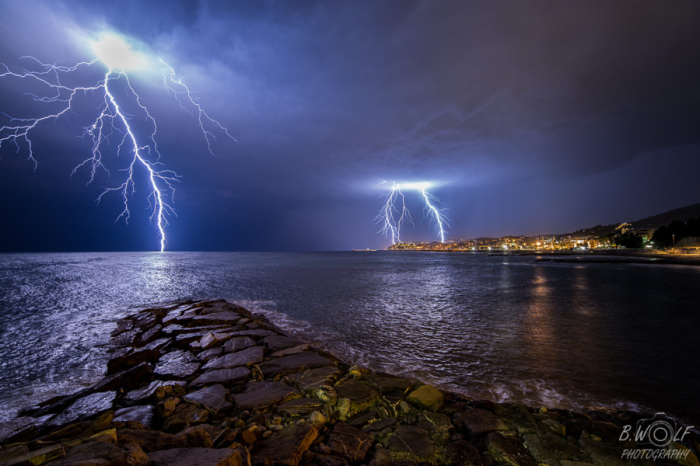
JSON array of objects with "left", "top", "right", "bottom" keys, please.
[{"left": 0, "top": 251, "right": 698, "bottom": 426}]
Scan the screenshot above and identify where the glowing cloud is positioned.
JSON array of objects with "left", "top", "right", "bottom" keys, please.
[{"left": 91, "top": 33, "right": 145, "bottom": 71}]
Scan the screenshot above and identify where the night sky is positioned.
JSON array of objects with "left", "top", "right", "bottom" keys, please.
[{"left": 1, "top": 1, "right": 699, "bottom": 251}]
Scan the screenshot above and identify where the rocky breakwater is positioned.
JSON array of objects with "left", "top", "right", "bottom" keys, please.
[{"left": 1, "top": 299, "right": 698, "bottom": 466}]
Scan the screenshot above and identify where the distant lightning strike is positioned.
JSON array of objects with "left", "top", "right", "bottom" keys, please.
[
  {"left": 0, "top": 33, "right": 233, "bottom": 251},
  {"left": 377, "top": 181, "right": 448, "bottom": 244}
]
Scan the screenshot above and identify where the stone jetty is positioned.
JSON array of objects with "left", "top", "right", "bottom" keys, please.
[{"left": 0, "top": 299, "right": 697, "bottom": 465}]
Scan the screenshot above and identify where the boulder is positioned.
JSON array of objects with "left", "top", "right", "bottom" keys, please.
[
  {"left": 162, "top": 403, "right": 210, "bottom": 433},
  {"left": 387, "top": 425, "right": 435, "bottom": 463},
  {"left": 257, "top": 352, "right": 335, "bottom": 379},
  {"left": 155, "top": 350, "right": 201, "bottom": 378},
  {"left": 263, "top": 336, "right": 304, "bottom": 352},
  {"left": 48, "top": 441, "right": 124, "bottom": 465},
  {"left": 276, "top": 398, "right": 325, "bottom": 417},
  {"left": 114, "top": 406, "right": 155, "bottom": 427},
  {"left": 494, "top": 404, "right": 539, "bottom": 434},
  {"left": 202, "top": 346, "right": 265, "bottom": 370},
  {"left": 251, "top": 423, "right": 318, "bottom": 466},
  {"left": 198, "top": 347, "right": 224, "bottom": 361},
  {"left": 183, "top": 384, "right": 232, "bottom": 414},
  {"left": 334, "top": 379, "right": 380, "bottom": 416},
  {"left": 417, "top": 411, "right": 453, "bottom": 445},
  {"left": 365, "top": 374, "right": 414, "bottom": 404},
  {"left": 107, "top": 347, "right": 159, "bottom": 375},
  {"left": 125, "top": 380, "right": 187, "bottom": 403},
  {"left": 232, "top": 381, "right": 301, "bottom": 411},
  {"left": 189, "top": 367, "right": 251, "bottom": 388},
  {"left": 93, "top": 361, "right": 154, "bottom": 393},
  {"left": 270, "top": 344, "right": 310, "bottom": 358},
  {"left": 455, "top": 408, "right": 509, "bottom": 436},
  {"left": 223, "top": 337, "right": 256, "bottom": 353},
  {"left": 117, "top": 428, "right": 180, "bottom": 452},
  {"left": 149, "top": 447, "right": 243, "bottom": 466},
  {"left": 48, "top": 391, "right": 117, "bottom": 426},
  {"left": 406, "top": 384, "right": 444, "bottom": 411},
  {"left": 522, "top": 432, "right": 591, "bottom": 465},
  {"left": 486, "top": 431, "right": 537, "bottom": 466},
  {"left": 4, "top": 445, "right": 65, "bottom": 465},
  {"left": 284, "top": 367, "right": 342, "bottom": 390},
  {"left": 327, "top": 422, "right": 373, "bottom": 462},
  {"left": 189, "top": 312, "right": 242, "bottom": 326}
]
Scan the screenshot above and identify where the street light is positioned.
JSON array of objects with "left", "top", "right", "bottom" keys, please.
[{"left": 672, "top": 234, "right": 675, "bottom": 249}]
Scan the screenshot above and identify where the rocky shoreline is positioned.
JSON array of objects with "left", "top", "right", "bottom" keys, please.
[{"left": 0, "top": 299, "right": 697, "bottom": 466}]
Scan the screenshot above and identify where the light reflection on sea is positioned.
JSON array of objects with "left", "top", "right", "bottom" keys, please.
[{"left": 0, "top": 251, "right": 698, "bottom": 426}]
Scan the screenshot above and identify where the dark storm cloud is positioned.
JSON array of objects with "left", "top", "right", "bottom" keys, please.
[{"left": 1, "top": 0, "right": 699, "bottom": 250}]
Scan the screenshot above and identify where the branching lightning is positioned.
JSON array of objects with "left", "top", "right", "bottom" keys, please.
[
  {"left": 376, "top": 181, "right": 448, "bottom": 244},
  {"left": 0, "top": 33, "right": 234, "bottom": 251}
]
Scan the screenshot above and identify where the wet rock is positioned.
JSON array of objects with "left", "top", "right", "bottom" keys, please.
[
  {"left": 369, "top": 445, "right": 393, "bottom": 466},
  {"left": 365, "top": 373, "right": 414, "bottom": 404},
  {"left": 417, "top": 411, "right": 453, "bottom": 445},
  {"left": 310, "top": 385, "right": 338, "bottom": 406},
  {"left": 149, "top": 447, "right": 243, "bottom": 466},
  {"left": 442, "top": 439, "right": 485, "bottom": 466},
  {"left": 175, "top": 332, "right": 212, "bottom": 347},
  {"left": 251, "top": 423, "right": 319, "bottom": 466},
  {"left": 223, "top": 337, "right": 256, "bottom": 353},
  {"left": 199, "top": 347, "right": 224, "bottom": 361},
  {"left": 276, "top": 398, "right": 326, "bottom": 417},
  {"left": 184, "top": 384, "right": 232, "bottom": 414},
  {"left": 111, "top": 319, "right": 134, "bottom": 337},
  {"left": 348, "top": 410, "right": 379, "bottom": 429},
  {"left": 125, "top": 380, "right": 187, "bottom": 403},
  {"left": 387, "top": 425, "right": 435, "bottom": 462},
  {"left": 176, "top": 425, "right": 213, "bottom": 448},
  {"left": 5, "top": 444, "right": 64, "bottom": 465},
  {"left": 189, "top": 312, "right": 242, "bottom": 326},
  {"left": 155, "top": 350, "right": 201, "bottom": 378},
  {"left": 263, "top": 336, "right": 304, "bottom": 352},
  {"left": 578, "top": 438, "right": 630, "bottom": 466},
  {"left": 200, "top": 331, "right": 231, "bottom": 350},
  {"left": 308, "top": 411, "right": 327, "bottom": 428},
  {"left": 83, "top": 410, "right": 115, "bottom": 437},
  {"left": 334, "top": 380, "right": 380, "bottom": 416},
  {"left": 114, "top": 405, "right": 155, "bottom": 427},
  {"left": 541, "top": 418, "right": 566, "bottom": 437},
  {"left": 113, "top": 329, "right": 141, "bottom": 348},
  {"left": 284, "top": 367, "right": 342, "bottom": 390},
  {"left": 190, "top": 367, "right": 251, "bottom": 388},
  {"left": 93, "top": 361, "right": 154, "bottom": 393},
  {"left": 202, "top": 346, "right": 265, "bottom": 370},
  {"left": 455, "top": 408, "right": 509, "bottom": 436},
  {"left": 328, "top": 422, "right": 373, "bottom": 462},
  {"left": 257, "top": 352, "right": 336, "bottom": 379},
  {"left": 138, "top": 324, "right": 162, "bottom": 346},
  {"left": 522, "top": 432, "right": 591, "bottom": 465},
  {"left": 162, "top": 403, "right": 210, "bottom": 433},
  {"left": 107, "top": 347, "right": 160, "bottom": 375},
  {"left": 362, "top": 417, "right": 398, "bottom": 435},
  {"left": 48, "top": 441, "right": 124, "bottom": 465},
  {"left": 232, "top": 381, "right": 301, "bottom": 411},
  {"left": 271, "top": 344, "right": 310, "bottom": 358},
  {"left": 48, "top": 391, "right": 117, "bottom": 426},
  {"left": 406, "top": 384, "right": 444, "bottom": 412},
  {"left": 494, "top": 404, "right": 539, "bottom": 435},
  {"left": 0, "top": 417, "right": 37, "bottom": 443},
  {"left": 122, "top": 442, "right": 151, "bottom": 466},
  {"left": 230, "top": 329, "right": 279, "bottom": 338},
  {"left": 135, "top": 311, "right": 162, "bottom": 330},
  {"left": 42, "top": 424, "right": 83, "bottom": 441},
  {"left": 486, "top": 431, "right": 536, "bottom": 466},
  {"left": 117, "top": 428, "right": 181, "bottom": 452}
]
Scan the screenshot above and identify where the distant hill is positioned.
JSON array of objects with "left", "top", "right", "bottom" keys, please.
[{"left": 572, "top": 202, "right": 700, "bottom": 237}]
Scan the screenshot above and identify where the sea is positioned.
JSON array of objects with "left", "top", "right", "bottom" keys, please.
[{"left": 0, "top": 251, "right": 698, "bottom": 426}]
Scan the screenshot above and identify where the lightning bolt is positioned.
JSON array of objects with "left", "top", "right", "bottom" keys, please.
[
  {"left": 0, "top": 35, "right": 233, "bottom": 251},
  {"left": 376, "top": 182, "right": 448, "bottom": 244}
]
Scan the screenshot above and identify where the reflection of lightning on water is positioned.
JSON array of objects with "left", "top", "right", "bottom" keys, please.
[
  {"left": 377, "top": 181, "right": 448, "bottom": 244},
  {"left": 0, "top": 33, "right": 233, "bottom": 251}
]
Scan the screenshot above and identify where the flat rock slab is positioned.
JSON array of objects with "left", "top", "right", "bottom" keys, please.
[
  {"left": 276, "top": 398, "right": 326, "bottom": 417},
  {"left": 224, "top": 337, "right": 256, "bottom": 353},
  {"left": 0, "top": 417, "right": 36, "bottom": 443},
  {"left": 198, "top": 347, "right": 224, "bottom": 361},
  {"left": 155, "top": 350, "right": 201, "bottom": 378},
  {"left": 271, "top": 344, "right": 310, "bottom": 358},
  {"left": 335, "top": 379, "right": 380, "bottom": 414},
  {"left": 455, "top": 408, "right": 509, "bottom": 436},
  {"left": 118, "top": 428, "right": 180, "bottom": 452},
  {"left": 365, "top": 374, "right": 414, "bottom": 404},
  {"left": 522, "top": 432, "right": 591, "bottom": 465},
  {"left": 388, "top": 425, "right": 435, "bottom": 460},
  {"left": 189, "top": 312, "right": 242, "bottom": 326},
  {"left": 263, "top": 336, "right": 304, "bottom": 352},
  {"left": 203, "top": 346, "right": 265, "bottom": 370},
  {"left": 48, "top": 391, "right": 116, "bottom": 426},
  {"left": 114, "top": 405, "right": 155, "bottom": 427},
  {"left": 257, "top": 352, "right": 335, "bottom": 379},
  {"left": 149, "top": 447, "right": 242, "bottom": 466},
  {"left": 190, "top": 367, "right": 251, "bottom": 388},
  {"left": 233, "top": 382, "right": 301, "bottom": 411},
  {"left": 126, "top": 380, "right": 186, "bottom": 403},
  {"left": 328, "top": 422, "right": 373, "bottom": 462},
  {"left": 162, "top": 403, "right": 209, "bottom": 433},
  {"left": 200, "top": 332, "right": 232, "bottom": 350},
  {"left": 252, "top": 423, "right": 318, "bottom": 466},
  {"left": 93, "top": 361, "right": 153, "bottom": 393},
  {"left": 230, "top": 329, "right": 278, "bottom": 338},
  {"left": 284, "top": 367, "right": 342, "bottom": 390},
  {"left": 184, "top": 384, "right": 232, "bottom": 414}
]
